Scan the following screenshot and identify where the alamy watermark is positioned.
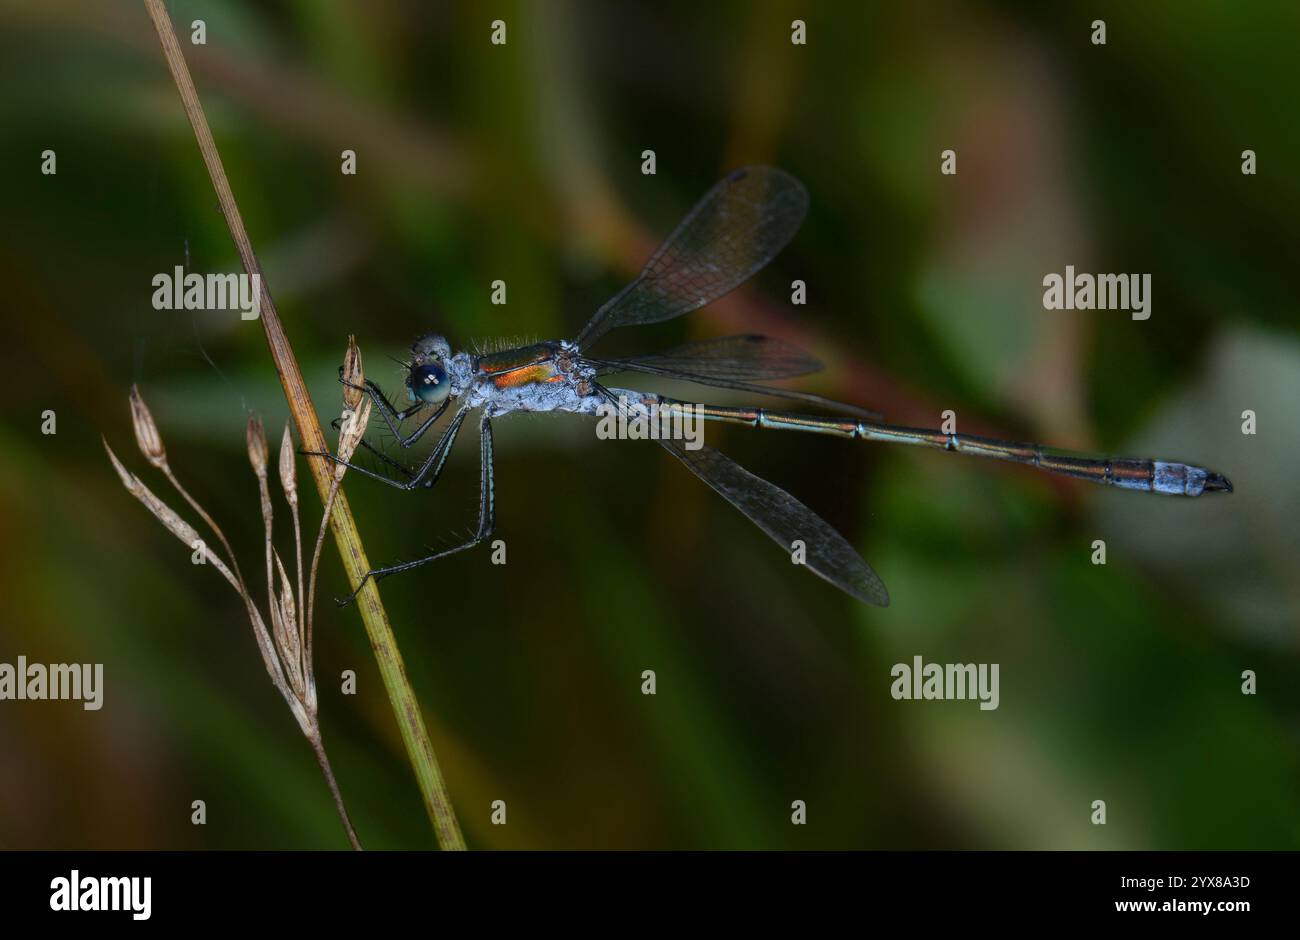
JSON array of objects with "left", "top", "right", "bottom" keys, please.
[
  {"left": 1043, "top": 265, "right": 1150, "bottom": 320},
  {"left": 50, "top": 870, "right": 150, "bottom": 920},
  {"left": 151, "top": 266, "right": 261, "bottom": 320},
  {"left": 891, "top": 655, "right": 999, "bottom": 711},
  {"left": 0, "top": 656, "right": 103, "bottom": 710},
  {"left": 595, "top": 395, "right": 705, "bottom": 450}
]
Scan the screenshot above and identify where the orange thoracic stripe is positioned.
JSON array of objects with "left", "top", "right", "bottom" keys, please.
[{"left": 489, "top": 364, "right": 563, "bottom": 389}]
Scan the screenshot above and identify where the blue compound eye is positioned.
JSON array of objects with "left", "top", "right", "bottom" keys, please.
[{"left": 409, "top": 361, "right": 450, "bottom": 403}]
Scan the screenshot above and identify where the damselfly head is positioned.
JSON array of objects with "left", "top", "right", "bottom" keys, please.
[{"left": 407, "top": 332, "right": 453, "bottom": 404}]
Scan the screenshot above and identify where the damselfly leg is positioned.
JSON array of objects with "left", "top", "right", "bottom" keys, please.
[
  {"left": 326, "top": 416, "right": 417, "bottom": 480},
  {"left": 310, "top": 404, "right": 470, "bottom": 492},
  {"left": 338, "top": 413, "right": 496, "bottom": 606},
  {"left": 339, "top": 367, "right": 442, "bottom": 447}
]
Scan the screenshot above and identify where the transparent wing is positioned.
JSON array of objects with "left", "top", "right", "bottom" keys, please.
[
  {"left": 586, "top": 335, "right": 879, "bottom": 419},
  {"left": 597, "top": 334, "right": 822, "bottom": 381},
  {"left": 658, "top": 438, "right": 890, "bottom": 607},
  {"left": 575, "top": 167, "right": 809, "bottom": 350}
]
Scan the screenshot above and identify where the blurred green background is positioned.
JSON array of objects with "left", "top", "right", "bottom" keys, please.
[{"left": 1, "top": 0, "right": 1297, "bottom": 850}]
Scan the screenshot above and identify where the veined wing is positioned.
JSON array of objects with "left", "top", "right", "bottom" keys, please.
[
  {"left": 586, "top": 335, "right": 879, "bottom": 419},
  {"left": 575, "top": 167, "right": 809, "bottom": 350},
  {"left": 596, "top": 334, "right": 821, "bottom": 381},
  {"left": 658, "top": 438, "right": 889, "bottom": 607}
]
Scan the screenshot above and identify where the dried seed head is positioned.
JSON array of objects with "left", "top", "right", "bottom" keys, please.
[
  {"left": 342, "top": 335, "right": 365, "bottom": 410},
  {"left": 335, "top": 396, "right": 372, "bottom": 476},
  {"left": 272, "top": 551, "right": 305, "bottom": 699},
  {"left": 128, "top": 385, "right": 168, "bottom": 469},
  {"left": 103, "top": 436, "right": 239, "bottom": 591},
  {"left": 246, "top": 413, "right": 268, "bottom": 477},
  {"left": 278, "top": 421, "right": 297, "bottom": 507}
]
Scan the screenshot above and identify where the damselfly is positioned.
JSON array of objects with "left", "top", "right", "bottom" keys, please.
[{"left": 320, "top": 167, "right": 1232, "bottom": 607}]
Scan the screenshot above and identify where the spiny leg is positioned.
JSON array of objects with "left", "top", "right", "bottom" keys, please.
[
  {"left": 307, "top": 396, "right": 449, "bottom": 484},
  {"left": 327, "top": 416, "right": 416, "bottom": 481},
  {"left": 338, "top": 367, "right": 441, "bottom": 447},
  {"left": 308, "top": 405, "right": 469, "bottom": 492},
  {"left": 338, "top": 412, "right": 495, "bottom": 606}
]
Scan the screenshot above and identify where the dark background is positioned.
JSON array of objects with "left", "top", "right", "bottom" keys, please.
[{"left": 0, "top": 0, "right": 1297, "bottom": 849}]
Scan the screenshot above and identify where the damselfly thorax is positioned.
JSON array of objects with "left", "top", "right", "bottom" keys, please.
[
  {"left": 459, "top": 342, "right": 605, "bottom": 418},
  {"left": 319, "top": 166, "right": 1232, "bottom": 608}
]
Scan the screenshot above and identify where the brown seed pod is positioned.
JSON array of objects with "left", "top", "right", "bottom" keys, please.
[
  {"left": 128, "top": 384, "right": 167, "bottom": 469},
  {"left": 341, "top": 335, "right": 365, "bottom": 410},
  {"left": 246, "top": 413, "right": 268, "bottom": 477}
]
